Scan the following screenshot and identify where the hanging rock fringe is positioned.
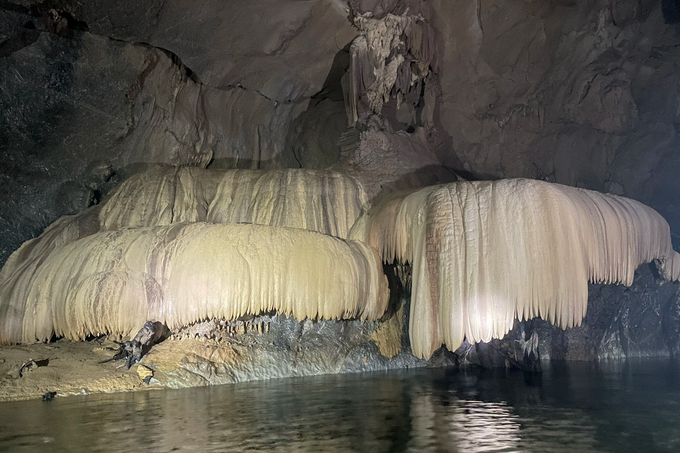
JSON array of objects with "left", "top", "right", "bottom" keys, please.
[
  {"left": 0, "top": 223, "right": 388, "bottom": 344},
  {"left": 1, "top": 167, "right": 367, "bottom": 282},
  {"left": 99, "top": 166, "right": 368, "bottom": 239},
  {"left": 352, "top": 179, "right": 680, "bottom": 359},
  {"left": 0, "top": 167, "right": 371, "bottom": 343}
]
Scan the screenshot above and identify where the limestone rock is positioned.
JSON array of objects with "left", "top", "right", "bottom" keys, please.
[
  {"left": 430, "top": 0, "right": 679, "bottom": 241},
  {"left": 462, "top": 266, "right": 680, "bottom": 365},
  {"left": 83, "top": 0, "right": 357, "bottom": 102},
  {"left": 144, "top": 311, "right": 424, "bottom": 389},
  {"left": 0, "top": 3, "right": 353, "bottom": 267},
  {"left": 371, "top": 306, "right": 403, "bottom": 358},
  {"left": 136, "top": 365, "right": 153, "bottom": 381}
]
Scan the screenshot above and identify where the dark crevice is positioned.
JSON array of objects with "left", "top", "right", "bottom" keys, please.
[
  {"left": 663, "top": 0, "right": 680, "bottom": 23},
  {"left": 0, "top": 2, "right": 290, "bottom": 105},
  {"left": 0, "top": 27, "right": 40, "bottom": 58},
  {"left": 310, "top": 43, "right": 351, "bottom": 103},
  {"left": 156, "top": 46, "right": 202, "bottom": 84},
  {"left": 285, "top": 45, "right": 351, "bottom": 168},
  {"left": 221, "top": 83, "right": 278, "bottom": 104}
]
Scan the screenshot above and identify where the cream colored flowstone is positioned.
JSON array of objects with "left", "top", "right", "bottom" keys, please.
[
  {"left": 99, "top": 165, "right": 367, "bottom": 239},
  {"left": 0, "top": 166, "right": 373, "bottom": 343},
  {"left": 1, "top": 171, "right": 678, "bottom": 362},
  {"left": 0, "top": 223, "right": 388, "bottom": 343},
  {"left": 0, "top": 165, "right": 367, "bottom": 297},
  {"left": 351, "top": 178, "right": 680, "bottom": 359}
]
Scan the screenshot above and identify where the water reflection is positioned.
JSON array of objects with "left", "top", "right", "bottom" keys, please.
[
  {"left": 405, "top": 388, "right": 522, "bottom": 453},
  {"left": 0, "top": 360, "right": 679, "bottom": 452},
  {"left": 449, "top": 400, "right": 521, "bottom": 452}
]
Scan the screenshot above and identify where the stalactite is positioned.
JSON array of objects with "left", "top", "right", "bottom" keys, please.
[
  {"left": 0, "top": 223, "right": 388, "bottom": 344},
  {"left": 355, "top": 179, "right": 680, "bottom": 358}
]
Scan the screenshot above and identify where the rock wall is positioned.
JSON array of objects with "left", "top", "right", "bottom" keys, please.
[
  {"left": 4, "top": 0, "right": 677, "bottom": 262},
  {"left": 342, "top": 0, "right": 678, "bottom": 237},
  {"left": 0, "top": 1, "right": 356, "bottom": 266},
  {"left": 429, "top": 0, "right": 680, "bottom": 246},
  {"left": 457, "top": 265, "right": 680, "bottom": 366},
  {"left": 1, "top": 0, "right": 679, "bottom": 369},
  {"left": 145, "top": 307, "right": 428, "bottom": 389},
  {"left": 0, "top": 298, "right": 439, "bottom": 401}
]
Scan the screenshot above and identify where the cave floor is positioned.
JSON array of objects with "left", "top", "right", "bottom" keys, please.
[
  {"left": 0, "top": 338, "right": 163, "bottom": 402},
  {"left": 0, "top": 315, "right": 420, "bottom": 402}
]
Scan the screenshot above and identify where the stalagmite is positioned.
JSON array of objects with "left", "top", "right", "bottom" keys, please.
[
  {"left": 0, "top": 223, "right": 388, "bottom": 344},
  {"left": 354, "top": 178, "right": 680, "bottom": 359}
]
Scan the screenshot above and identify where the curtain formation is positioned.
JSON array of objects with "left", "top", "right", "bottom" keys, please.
[
  {"left": 3, "top": 223, "right": 386, "bottom": 344},
  {"left": 1, "top": 169, "right": 678, "bottom": 357},
  {"left": 351, "top": 179, "right": 680, "bottom": 358}
]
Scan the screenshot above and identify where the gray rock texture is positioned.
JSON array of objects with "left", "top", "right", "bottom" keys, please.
[
  {"left": 548, "top": 265, "right": 680, "bottom": 361},
  {"left": 428, "top": 0, "right": 680, "bottom": 246},
  {"left": 142, "top": 302, "right": 438, "bottom": 388},
  {"left": 457, "top": 265, "right": 680, "bottom": 366},
  {"left": 0, "top": 2, "right": 354, "bottom": 266}
]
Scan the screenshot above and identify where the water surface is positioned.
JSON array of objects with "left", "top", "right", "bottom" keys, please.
[{"left": 1, "top": 359, "right": 679, "bottom": 452}]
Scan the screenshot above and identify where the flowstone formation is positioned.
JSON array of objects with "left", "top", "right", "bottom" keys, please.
[
  {"left": 1, "top": 0, "right": 679, "bottom": 399},
  {"left": 1, "top": 165, "right": 679, "bottom": 396},
  {"left": 0, "top": 167, "right": 388, "bottom": 343},
  {"left": 352, "top": 178, "right": 680, "bottom": 358}
]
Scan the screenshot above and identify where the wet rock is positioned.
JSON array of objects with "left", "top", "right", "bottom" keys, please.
[
  {"left": 371, "top": 306, "right": 403, "bottom": 358},
  {"left": 144, "top": 303, "right": 428, "bottom": 389},
  {"left": 17, "top": 358, "right": 49, "bottom": 378},
  {"left": 559, "top": 265, "right": 680, "bottom": 360},
  {"left": 662, "top": 290, "right": 680, "bottom": 355},
  {"left": 136, "top": 365, "right": 153, "bottom": 382},
  {"left": 475, "top": 265, "right": 680, "bottom": 364}
]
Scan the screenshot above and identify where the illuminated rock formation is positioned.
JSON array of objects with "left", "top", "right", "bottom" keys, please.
[
  {"left": 0, "top": 166, "right": 367, "bottom": 305},
  {"left": 0, "top": 167, "right": 380, "bottom": 344},
  {"left": 2, "top": 167, "right": 678, "bottom": 363},
  {"left": 98, "top": 166, "right": 368, "bottom": 239},
  {"left": 0, "top": 222, "right": 387, "bottom": 344},
  {"left": 352, "top": 178, "right": 680, "bottom": 358}
]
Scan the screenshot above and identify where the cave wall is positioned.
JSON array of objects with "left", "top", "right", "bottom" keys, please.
[
  {"left": 457, "top": 265, "right": 680, "bottom": 367},
  {"left": 429, "top": 0, "right": 680, "bottom": 246},
  {"left": 348, "top": 0, "right": 678, "bottom": 242},
  {"left": 1, "top": 0, "right": 679, "bottom": 364},
  {"left": 3, "top": 0, "right": 677, "bottom": 267},
  {"left": 0, "top": 0, "right": 356, "bottom": 265}
]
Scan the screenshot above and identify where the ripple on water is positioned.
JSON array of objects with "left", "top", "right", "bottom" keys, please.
[{"left": 0, "top": 359, "right": 679, "bottom": 452}]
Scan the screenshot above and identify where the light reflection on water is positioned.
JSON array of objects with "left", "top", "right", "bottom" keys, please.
[{"left": 0, "top": 359, "right": 679, "bottom": 452}]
